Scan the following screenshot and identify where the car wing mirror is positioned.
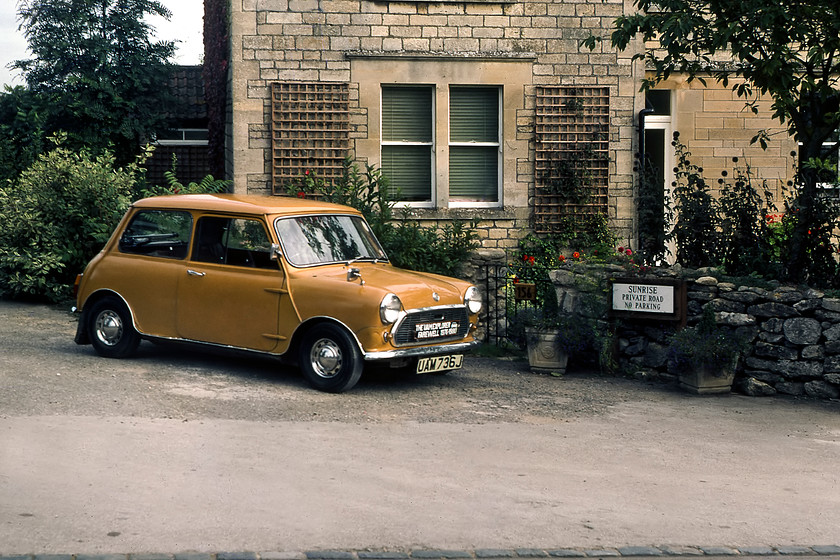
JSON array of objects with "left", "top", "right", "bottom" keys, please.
[{"left": 270, "top": 243, "right": 283, "bottom": 261}]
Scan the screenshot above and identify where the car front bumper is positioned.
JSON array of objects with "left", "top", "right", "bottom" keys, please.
[{"left": 363, "top": 339, "right": 480, "bottom": 361}]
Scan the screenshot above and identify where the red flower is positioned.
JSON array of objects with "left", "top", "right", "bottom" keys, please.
[
  {"left": 617, "top": 246, "right": 624, "bottom": 253},
  {"left": 528, "top": 256, "right": 536, "bottom": 265},
  {"left": 625, "top": 249, "right": 633, "bottom": 256},
  {"left": 297, "top": 191, "right": 306, "bottom": 198},
  {"left": 558, "top": 255, "right": 565, "bottom": 262},
  {"left": 513, "top": 277, "right": 520, "bottom": 284},
  {"left": 573, "top": 251, "right": 580, "bottom": 260},
  {"left": 305, "top": 169, "right": 310, "bottom": 176}
]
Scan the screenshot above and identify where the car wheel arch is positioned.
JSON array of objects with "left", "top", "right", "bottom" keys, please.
[
  {"left": 287, "top": 316, "right": 364, "bottom": 361},
  {"left": 80, "top": 290, "right": 139, "bottom": 332}
]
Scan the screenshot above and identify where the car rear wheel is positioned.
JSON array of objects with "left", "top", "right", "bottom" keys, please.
[
  {"left": 298, "top": 323, "right": 363, "bottom": 393},
  {"left": 87, "top": 296, "right": 141, "bottom": 359}
]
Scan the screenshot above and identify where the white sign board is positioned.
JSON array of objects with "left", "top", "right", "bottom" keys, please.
[{"left": 612, "top": 282, "right": 675, "bottom": 314}]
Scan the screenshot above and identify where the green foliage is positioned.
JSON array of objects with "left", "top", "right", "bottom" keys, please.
[
  {"left": 285, "top": 161, "right": 480, "bottom": 277},
  {"left": 781, "top": 190, "right": 840, "bottom": 287},
  {"left": 0, "top": 135, "right": 146, "bottom": 301},
  {"left": 539, "top": 214, "right": 618, "bottom": 256},
  {"left": 717, "top": 157, "right": 777, "bottom": 277},
  {"left": 0, "top": 86, "right": 48, "bottom": 184},
  {"left": 667, "top": 304, "right": 748, "bottom": 373},
  {"left": 667, "top": 133, "right": 840, "bottom": 286},
  {"left": 668, "top": 134, "right": 720, "bottom": 267},
  {"left": 13, "top": 0, "right": 176, "bottom": 166},
  {"left": 379, "top": 214, "right": 481, "bottom": 278},
  {"left": 141, "top": 155, "right": 231, "bottom": 197},
  {"left": 584, "top": 0, "right": 840, "bottom": 283}
]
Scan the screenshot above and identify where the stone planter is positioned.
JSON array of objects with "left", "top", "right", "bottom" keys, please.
[
  {"left": 525, "top": 328, "right": 569, "bottom": 374},
  {"left": 678, "top": 361, "right": 737, "bottom": 395}
]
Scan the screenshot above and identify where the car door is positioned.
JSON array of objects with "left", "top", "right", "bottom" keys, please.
[
  {"left": 176, "top": 215, "right": 291, "bottom": 352},
  {"left": 109, "top": 208, "right": 194, "bottom": 338}
]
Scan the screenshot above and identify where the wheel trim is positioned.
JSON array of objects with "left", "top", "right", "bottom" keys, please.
[
  {"left": 309, "top": 338, "right": 343, "bottom": 378},
  {"left": 94, "top": 310, "right": 124, "bottom": 347}
]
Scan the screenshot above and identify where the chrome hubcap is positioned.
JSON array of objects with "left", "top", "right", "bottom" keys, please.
[
  {"left": 94, "top": 310, "right": 123, "bottom": 347},
  {"left": 310, "top": 338, "right": 342, "bottom": 378}
]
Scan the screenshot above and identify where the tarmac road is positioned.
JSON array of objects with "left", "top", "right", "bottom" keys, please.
[{"left": 1, "top": 300, "right": 839, "bottom": 555}]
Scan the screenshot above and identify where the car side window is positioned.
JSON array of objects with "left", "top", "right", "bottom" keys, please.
[
  {"left": 119, "top": 210, "right": 193, "bottom": 259},
  {"left": 192, "top": 216, "right": 275, "bottom": 269}
]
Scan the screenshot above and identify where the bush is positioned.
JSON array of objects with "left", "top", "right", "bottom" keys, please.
[{"left": 0, "top": 136, "right": 146, "bottom": 302}]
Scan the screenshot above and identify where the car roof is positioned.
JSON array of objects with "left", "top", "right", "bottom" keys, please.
[{"left": 131, "top": 194, "right": 363, "bottom": 216}]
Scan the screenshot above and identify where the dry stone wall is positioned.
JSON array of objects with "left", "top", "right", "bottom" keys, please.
[{"left": 550, "top": 264, "right": 840, "bottom": 399}]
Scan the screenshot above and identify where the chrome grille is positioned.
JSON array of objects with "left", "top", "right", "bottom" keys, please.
[{"left": 392, "top": 306, "right": 470, "bottom": 346}]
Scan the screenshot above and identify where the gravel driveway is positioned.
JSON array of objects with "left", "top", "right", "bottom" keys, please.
[{"left": 0, "top": 299, "right": 704, "bottom": 423}]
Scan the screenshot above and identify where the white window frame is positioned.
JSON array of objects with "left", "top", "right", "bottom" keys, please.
[
  {"left": 448, "top": 86, "right": 503, "bottom": 209},
  {"left": 155, "top": 128, "right": 209, "bottom": 146},
  {"left": 380, "top": 85, "right": 436, "bottom": 209}
]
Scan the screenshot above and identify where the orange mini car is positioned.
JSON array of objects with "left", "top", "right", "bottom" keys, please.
[{"left": 74, "top": 194, "right": 482, "bottom": 392}]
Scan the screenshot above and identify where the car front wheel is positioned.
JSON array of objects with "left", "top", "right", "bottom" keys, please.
[
  {"left": 87, "top": 296, "right": 141, "bottom": 359},
  {"left": 298, "top": 323, "right": 363, "bottom": 393}
]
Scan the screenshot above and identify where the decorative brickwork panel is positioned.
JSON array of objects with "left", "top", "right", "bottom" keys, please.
[
  {"left": 534, "top": 86, "right": 610, "bottom": 233},
  {"left": 271, "top": 82, "right": 350, "bottom": 193}
]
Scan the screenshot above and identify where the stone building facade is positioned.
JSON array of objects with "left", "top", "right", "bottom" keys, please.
[{"left": 220, "top": 0, "right": 795, "bottom": 252}]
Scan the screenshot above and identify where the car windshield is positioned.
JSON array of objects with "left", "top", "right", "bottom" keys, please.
[{"left": 274, "top": 214, "right": 388, "bottom": 267}]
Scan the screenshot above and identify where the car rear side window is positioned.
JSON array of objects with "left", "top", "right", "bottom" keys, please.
[
  {"left": 192, "top": 216, "right": 276, "bottom": 269},
  {"left": 119, "top": 210, "right": 193, "bottom": 259}
]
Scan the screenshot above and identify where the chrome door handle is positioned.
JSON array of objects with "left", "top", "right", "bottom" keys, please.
[{"left": 187, "top": 269, "right": 206, "bottom": 277}]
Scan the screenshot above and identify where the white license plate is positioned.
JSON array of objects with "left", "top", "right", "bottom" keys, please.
[
  {"left": 415, "top": 321, "right": 460, "bottom": 340},
  {"left": 416, "top": 354, "right": 463, "bottom": 374}
]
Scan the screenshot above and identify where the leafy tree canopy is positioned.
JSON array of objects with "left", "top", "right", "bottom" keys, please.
[
  {"left": 584, "top": 0, "right": 840, "bottom": 283},
  {"left": 586, "top": 0, "right": 840, "bottom": 153},
  {"left": 9, "top": 0, "right": 176, "bottom": 165}
]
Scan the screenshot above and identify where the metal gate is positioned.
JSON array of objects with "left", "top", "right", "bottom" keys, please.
[{"left": 478, "top": 263, "right": 552, "bottom": 346}]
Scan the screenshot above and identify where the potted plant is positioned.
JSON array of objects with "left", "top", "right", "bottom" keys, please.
[
  {"left": 514, "top": 308, "right": 596, "bottom": 375},
  {"left": 666, "top": 304, "right": 747, "bottom": 394}
]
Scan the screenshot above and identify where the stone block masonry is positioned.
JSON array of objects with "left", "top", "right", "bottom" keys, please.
[{"left": 551, "top": 263, "right": 840, "bottom": 399}]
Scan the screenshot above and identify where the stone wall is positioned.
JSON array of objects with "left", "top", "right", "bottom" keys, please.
[{"left": 549, "top": 263, "right": 840, "bottom": 399}]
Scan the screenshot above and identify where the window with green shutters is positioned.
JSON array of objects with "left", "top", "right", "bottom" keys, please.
[
  {"left": 380, "top": 84, "right": 502, "bottom": 206},
  {"left": 449, "top": 86, "right": 500, "bottom": 202},
  {"left": 381, "top": 86, "right": 434, "bottom": 202}
]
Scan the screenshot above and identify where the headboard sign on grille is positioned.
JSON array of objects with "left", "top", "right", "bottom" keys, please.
[{"left": 609, "top": 278, "right": 686, "bottom": 322}]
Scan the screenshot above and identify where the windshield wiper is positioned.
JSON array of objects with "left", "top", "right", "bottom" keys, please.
[{"left": 345, "top": 255, "right": 387, "bottom": 265}]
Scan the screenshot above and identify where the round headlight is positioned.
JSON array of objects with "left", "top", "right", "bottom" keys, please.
[
  {"left": 380, "top": 292, "right": 402, "bottom": 324},
  {"left": 464, "top": 286, "right": 482, "bottom": 315}
]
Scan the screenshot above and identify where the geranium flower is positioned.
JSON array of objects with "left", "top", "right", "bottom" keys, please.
[
  {"left": 558, "top": 255, "right": 566, "bottom": 262},
  {"left": 573, "top": 251, "right": 580, "bottom": 259},
  {"left": 297, "top": 191, "right": 306, "bottom": 198}
]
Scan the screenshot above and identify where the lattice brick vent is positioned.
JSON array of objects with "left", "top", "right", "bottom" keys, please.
[
  {"left": 271, "top": 82, "right": 350, "bottom": 193},
  {"left": 534, "top": 86, "right": 610, "bottom": 233}
]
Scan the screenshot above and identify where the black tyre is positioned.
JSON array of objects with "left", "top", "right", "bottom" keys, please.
[
  {"left": 298, "top": 323, "right": 363, "bottom": 393},
  {"left": 87, "top": 296, "right": 141, "bottom": 359}
]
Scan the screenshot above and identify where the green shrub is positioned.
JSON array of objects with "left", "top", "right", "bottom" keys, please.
[
  {"left": 668, "top": 135, "right": 721, "bottom": 267},
  {"left": 0, "top": 135, "right": 146, "bottom": 301}
]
